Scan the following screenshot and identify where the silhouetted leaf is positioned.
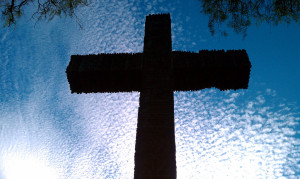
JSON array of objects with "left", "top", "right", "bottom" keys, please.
[{"left": 199, "top": 0, "right": 300, "bottom": 37}]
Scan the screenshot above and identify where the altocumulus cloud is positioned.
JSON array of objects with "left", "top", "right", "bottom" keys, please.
[
  {"left": 174, "top": 88, "right": 300, "bottom": 178},
  {"left": 71, "top": 0, "right": 182, "bottom": 55},
  {"left": 1, "top": 0, "right": 299, "bottom": 178}
]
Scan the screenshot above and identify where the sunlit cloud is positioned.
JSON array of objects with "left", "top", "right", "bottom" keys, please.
[
  {"left": 0, "top": 0, "right": 299, "bottom": 178},
  {"left": 175, "top": 89, "right": 299, "bottom": 178},
  {"left": 68, "top": 92, "right": 139, "bottom": 178},
  {"left": 2, "top": 153, "right": 59, "bottom": 179}
]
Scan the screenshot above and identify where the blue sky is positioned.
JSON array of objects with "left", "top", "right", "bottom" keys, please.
[{"left": 0, "top": 0, "right": 299, "bottom": 178}]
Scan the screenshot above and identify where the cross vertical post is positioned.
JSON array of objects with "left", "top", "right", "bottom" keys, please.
[{"left": 134, "top": 14, "right": 176, "bottom": 178}]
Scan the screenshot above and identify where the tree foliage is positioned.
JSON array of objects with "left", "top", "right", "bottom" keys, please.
[
  {"left": 199, "top": 0, "right": 300, "bottom": 37},
  {"left": 1, "top": 0, "right": 89, "bottom": 27},
  {"left": 2, "top": 0, "right": 299, "bottom": 35}
]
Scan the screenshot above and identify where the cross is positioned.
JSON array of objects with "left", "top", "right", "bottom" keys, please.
[{"left": 66, "top": 13, "right": 251, "bottom": 179}]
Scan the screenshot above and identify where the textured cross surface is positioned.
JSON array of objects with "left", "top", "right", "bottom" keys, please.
[{"left": 66, "top": 13, "right": 251, "bottom": 179}]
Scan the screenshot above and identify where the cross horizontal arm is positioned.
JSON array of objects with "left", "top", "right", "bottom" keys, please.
[
  {"left": 172, "top": 50, "right": 251, "bottom": 91},
  {"left": 66, "top": 53, "right": 143, "bottom": 93}
]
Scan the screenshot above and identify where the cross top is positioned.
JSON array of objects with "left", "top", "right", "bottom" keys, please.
[{"left": 66, "top": 13, "right": 251, "bottom": 178}]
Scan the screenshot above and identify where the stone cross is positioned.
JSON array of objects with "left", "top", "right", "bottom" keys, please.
[{"left": 66, "top": 13, "right": 251, "bottom": 179}]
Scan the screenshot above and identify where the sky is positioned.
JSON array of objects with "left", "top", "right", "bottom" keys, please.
[{"left": 0, "top": 0, "right": 299, "bottom": 178}]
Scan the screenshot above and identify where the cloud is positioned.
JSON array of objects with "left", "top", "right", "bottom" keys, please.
[
  {"left": 266, "top": 88, "right": 277, "bottom": 96},
  {"left": 174, "top": 89, "right": 299, "bottom": 178},
  {"left": 1, "top": 0, "right": 299, "bottom": 178}
]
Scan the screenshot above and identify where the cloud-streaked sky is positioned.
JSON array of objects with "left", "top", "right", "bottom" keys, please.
[{"left": 1, "top": 0, "right": 299, "bottom": 178}]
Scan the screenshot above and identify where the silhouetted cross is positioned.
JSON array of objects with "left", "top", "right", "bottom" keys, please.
[{"left": 66, "top": 13, "right": 251, "bottom": 179}]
